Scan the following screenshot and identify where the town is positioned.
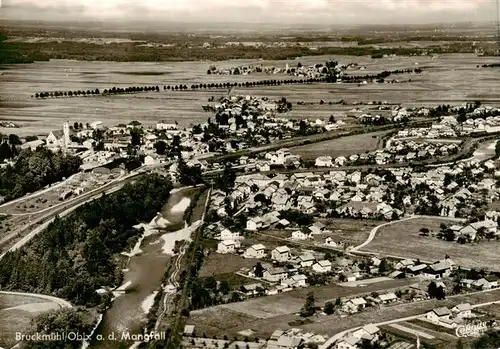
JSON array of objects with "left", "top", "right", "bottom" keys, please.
[{"left": 2, "top": 8, "right": 500, "bottom": 349}]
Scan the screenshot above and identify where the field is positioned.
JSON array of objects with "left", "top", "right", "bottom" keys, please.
[
  {"left": 188, "top": 277, "right": 416, "bottom": 338},
  {"left": 360, "top": 217, "right": 500, "bottom": 270},
  {"left": 290, "top": 130, "right": 389, "bottom": 160},
  {"left": 199, "top": 253, "right": 259, "bottom": 277},
  {"left": 0, "top": 294, "right": 62, "bottom": 348},
  {"left": 2, "top": 54, "right": 500, "bottom": 135}
]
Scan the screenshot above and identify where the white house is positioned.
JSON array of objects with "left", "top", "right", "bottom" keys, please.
[
  {"left": 271, "top": 246, "right": 291, "bottom": 262},
  {"left": 312, "top": 260, "right": 332, "bottom": 273},
  {"left": 263, "top": 267, "right": 288, "bottom": 282},
  {"left": 298, "top": 254, "right": 315, "bottom": 268},
  {"left": 352, "top": 324, "right": 380, "bottom": 341},
  {"left": 291, "top": 230, "right": 310, "bottom": 240},
  {"left": 217, "top": 240, "right": 240, "bottom": 254},
  {"left": 315, "top": 156, "right": 333, "bottom": 167},
  {"left": 144, "top": 154, "right": 162, "bottom": 166},
  {"left": 426, "top": 307, "right": 451, "bottom": 324},
  {"left": 246, "top": 217, "right": 263, "bottom": 231},
  {"left": 219, "top": 228, "right": 241, "bottom": 241},
  {"left": 243, "top": 244, "right": 266, "bottom": 259},
  {"left": 291, "top": 274, "right": 307, "bottom": 287},
  {"left": 452, "top": 303, "right": 473, "bottom": 319},
  {"left": 343, "top": 298, "right": 367, "bottom": 313},
  {"left": 336, "top": 336, "right": 360, "bottom": 349}
]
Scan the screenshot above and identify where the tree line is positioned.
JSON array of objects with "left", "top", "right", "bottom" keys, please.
[
  {"left": 0, "top": 174, "right": 173, "bottom": 307},
  {"left": 32, "top": 77, "right": 332, "bottom": 100},
  {"left": 0, "top": 148, "right": 82, "bottom": 202},
  {"left": 32, "top": 67, "right": 424, "bottom": 100}
]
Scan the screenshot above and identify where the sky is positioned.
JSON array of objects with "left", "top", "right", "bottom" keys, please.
[{"left": 1, "top": 0, "right": 498, "bottom": 25}]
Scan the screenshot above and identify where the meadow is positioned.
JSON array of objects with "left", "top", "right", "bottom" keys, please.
[{"left": 1, "top": 53, "right": 500, "bottom": 136}]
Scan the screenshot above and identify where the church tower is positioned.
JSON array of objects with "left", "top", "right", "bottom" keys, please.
[{"left": 63, "top": 120, "right": 70, "bottom": 152}]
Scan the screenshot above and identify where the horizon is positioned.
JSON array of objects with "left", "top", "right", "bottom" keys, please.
[{"left": 1, "top": 0, "right": 499, "bottom": 26}]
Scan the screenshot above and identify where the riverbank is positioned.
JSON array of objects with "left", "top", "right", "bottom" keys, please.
[{"left": 90, "top": 186, "right": 200, "bottom": 349}]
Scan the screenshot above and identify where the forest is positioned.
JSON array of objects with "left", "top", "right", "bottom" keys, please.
[
  {"left": 0, "top": 148, "right": 82, "bottom": 202},
  {"left": 0, "top": 174, "right": 173, "bottom": 307}
]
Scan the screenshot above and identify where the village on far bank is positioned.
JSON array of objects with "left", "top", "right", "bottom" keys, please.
[{"left": 2, "top": 89, "right": 500, "bottom": 349}]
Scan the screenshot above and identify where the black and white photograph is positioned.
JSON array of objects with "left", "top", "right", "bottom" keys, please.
[{"left": 1, "top": 0, "right": 500, "bottom": 348}]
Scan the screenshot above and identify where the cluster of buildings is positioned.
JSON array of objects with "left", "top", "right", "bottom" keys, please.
[{"left": 208, "top": 60, "right": 344, "bottom": 79}]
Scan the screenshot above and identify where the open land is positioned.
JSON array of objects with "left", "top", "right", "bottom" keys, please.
[
  {"left": 360, "top": 217, "right": 500, "bottom": 270},
  {"left": 2, "top": 54, "right": 500, "bottom": 135},
  {"left": 199, "top": 253, "right": 259, "bottom": 277},
  {"left": 188, "top": 287, "right": 500, "bottom": 340},
  {"left": 290, "top": 130, "right": 390, "bottom": 160},
  {"left": 0, "top": 294, "right": 63, "bottom": 348}
]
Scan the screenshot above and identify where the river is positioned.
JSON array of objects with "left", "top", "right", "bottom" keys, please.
[{"left": 90, "top": 188, "right": 191, "bottom": 349}]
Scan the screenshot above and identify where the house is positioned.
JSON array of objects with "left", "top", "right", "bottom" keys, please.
[
  {"left": 241, "top": 283, "right": 265, "bottom": 296},
  {"left": 316, "top": 156, "right": 333, "bottom": 167},
  {"left": 291, "top": 230, "right": 310, "bottom": 240},
  {"left": 276, "top": 335, "right": 303, "bottom": 349},
  {"left": 246, "top": 217, "right": 263, "bottom": 231},
  {"left": 219, "top": 228, "right": 241, "bottom": 240},
  {"left": 183, "top": 325, "right": 195, "bottom": 336},
  {"left": 336, "top": 336, "right": 360, "bottom": 349},
  {"left": 377, "top": 293, "right": 398, "bottom": 304},
  {"left": 263, "top": 267, "right": 288, "bottom": 282},
  {"left": 144, "top": 154, "right": 162, "bottom": 166},
  {"left": 352, "top": 324, "right": 380, "bottom": 341},
  {"left": 343, "top": 298, "right": 367, "bottom": 313},
  {"left": 312, "top": 260, "right": 332, "bottom": 273},
  {"left": 298, "top": 254, "right": 316, "bottom": 268},
  {"left": 243, "top": 244, "right": 266, "bottom": 259},
  {"left": 291, "top": 274, "right": 307, "bottom": 287},
  {"left": 324, "top": 237, "right": 338, "bottom": 247},
  {"left": 216, "top": 240, "right": 240, "bottom": 254},
  {"left": 474, "top": 277, "right": 497, "bottom": 290},
  {"left": 452, "top": 303, "right": 473, "bottom": 319},
  {"left": 271, "top": 246, "right": 291, "bottom": 262},
  {"left": 426, "top": 307, "right": 451, "bottom": 323}
]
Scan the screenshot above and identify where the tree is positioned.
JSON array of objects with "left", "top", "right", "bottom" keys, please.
[
  {"left": 73, "top": 122, "right": 79, "bottom": 129},
  {"left": 130, "top": 128, "right": 142, "bottom": 147},
  {"left": 300, "top": 292, "right": 316, "bottom": 317},
  {"left": 254, "top": 262, "right": 264, "bottom": 278},
  {"left": 8, "top": 134, "right": 21, "bottom": 145},
  {"left": 154, "top": 141, "right": 167, "bottom": 155},
  {"left": 323, "top": 301, "right": 335, "bottom": 315},
  {"left": 428, "top": 281, "right": 438, "bottom": 298},
  {"left": 329, "top": 115, "right": 335, "bottom": 123},
  {"left": 0, "top": 141, "right": 13, "bottom": 161},
  {"left": 378, "top": 259, "right": 390, "bottom": 274}
]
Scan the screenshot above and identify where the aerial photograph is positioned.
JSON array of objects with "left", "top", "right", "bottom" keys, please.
[{"left": 1, "top": 0, "right": 500, "bottom": 348}]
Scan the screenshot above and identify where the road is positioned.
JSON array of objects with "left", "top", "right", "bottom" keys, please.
[{"left": 0, "top": 172, "right": 143, "bottom": 258}]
